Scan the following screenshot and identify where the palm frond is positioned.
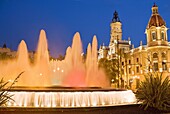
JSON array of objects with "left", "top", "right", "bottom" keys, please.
[
  {"left": 0, "top": 72, "right": 24, "bottom": 106},
  {"left": 136, "top": 72, "right": 170, "bottom": 111}
]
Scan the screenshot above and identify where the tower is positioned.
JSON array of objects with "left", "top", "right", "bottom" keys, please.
[
  {"left": 108, "top": 11, "right": 122, "bottom": 59},
  {"left": 145, "top": 3, "right": 169, "bottom": 73},
  {"left": 145, "top": 3, "right": 168, "bottom": 47},
  {"left": 110, "top": 11, "right": 122, "bottom": 43}
]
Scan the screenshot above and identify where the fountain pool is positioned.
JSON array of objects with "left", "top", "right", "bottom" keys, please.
[
  {"left": 6, "top": 87, "right": 136, "bottom": 107},
  {"left": 0, "top": 30, "right": 137, "bottom": 108}
]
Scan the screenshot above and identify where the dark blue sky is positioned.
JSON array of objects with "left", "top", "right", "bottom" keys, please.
[{"left": 0, "top": 0, "right": 170, "bottom": 57}]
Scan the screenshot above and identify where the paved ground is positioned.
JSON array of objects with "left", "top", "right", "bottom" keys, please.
[{"left": 1, "top": 104, "right": 169, "bottom": 114}]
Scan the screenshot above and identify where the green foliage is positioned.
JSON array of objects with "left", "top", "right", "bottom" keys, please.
[
  {"left": 0, "top": 72, "right": 23, "bottom": 106},
  {"left": 136, "top": 72, "right": 170, "bottom": 111},
  {"left": 98, "top": 58, "right": 118, "bottom": 84}
]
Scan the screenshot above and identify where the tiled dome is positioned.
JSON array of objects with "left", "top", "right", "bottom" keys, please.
[{"left": 147, "top": 3, "right": 166, "bottom": 28}]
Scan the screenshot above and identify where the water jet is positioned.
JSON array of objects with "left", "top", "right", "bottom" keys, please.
[{"left": 0, "top": 30, "right": 136, "bottom": 111}]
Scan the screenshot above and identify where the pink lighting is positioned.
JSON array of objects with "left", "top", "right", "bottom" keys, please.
[
  {"left": 0, "top": 29, "right": 136, "bottom": 108},
  {"left": 0, "top": 30, "right": 109, "bottom": 87}
]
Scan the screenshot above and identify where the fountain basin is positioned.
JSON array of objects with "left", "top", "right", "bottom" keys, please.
[{"left": 5, "top": 87, "right": 136, "bottom": 107}]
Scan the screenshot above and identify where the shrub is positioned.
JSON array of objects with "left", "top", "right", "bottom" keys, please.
[
  {"left": 0, "top": 72, "right": 23, "bottom": 106},
  {"left": 136, "top": 72, "right": 170, "bottom": 111}
]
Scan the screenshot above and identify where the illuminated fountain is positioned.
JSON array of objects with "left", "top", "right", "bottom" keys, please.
[
  {"left": 0, "top": 30, "right": 51, "bottom": 86},
  {"left": 7, "top": 88, "right": 136, "bottom": 107},
  {"left": 0, "top": 30, "right": 136, "bottom": 107},
  {"left": 56, "top": 33, "right": 109, "bottom": 87}
]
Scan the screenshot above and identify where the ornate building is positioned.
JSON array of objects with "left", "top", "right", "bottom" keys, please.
[
  {"left": 98, "top": 11, "right": 131, "bottom": 60},
  {"left": 98, "top": 4, "right": 170, "bottom": 89}
]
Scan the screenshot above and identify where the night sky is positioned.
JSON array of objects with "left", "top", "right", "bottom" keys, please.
[{"left": 0, "top": 0, "right": 170, "bottom": 57}]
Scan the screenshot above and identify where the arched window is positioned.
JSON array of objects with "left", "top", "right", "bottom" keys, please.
[
  {"left": 152, "top": 32, "right": 156, "bottom": 41},
  {"left": 161, "top": 32, "right": 164, "bottom": 40},
  {"left": 153, "top": 53, "right": 158, "bottom": 59}
]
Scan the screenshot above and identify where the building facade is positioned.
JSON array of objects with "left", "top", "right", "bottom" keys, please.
[{"left": 98, "top": 4, "right": 170, "bottom": 89}]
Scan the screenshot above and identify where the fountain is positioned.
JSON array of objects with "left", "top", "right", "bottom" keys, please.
[{"left": 0, "top": 30, "right": 136, "bottom": 108}]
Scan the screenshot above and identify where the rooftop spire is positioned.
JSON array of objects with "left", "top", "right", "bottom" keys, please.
[
  {"left": 152, "top": 3, "right": 158, "bottom": 14},
  {"left": 112, "top": 10, "right": 120, "bottom": 23},
  {"left": 153, "top": 2, "right": 157, "bottom": 7}
]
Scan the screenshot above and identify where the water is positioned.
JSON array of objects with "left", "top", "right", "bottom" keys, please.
[
  {"left": 0, "top": 30, "right": 109, "bottom": 87},
  {"left": 7, "top": 89, "right": 136, "bottom": 107},
  {"left": 0, "top": 30, "right": 136, "bottom": 107}
]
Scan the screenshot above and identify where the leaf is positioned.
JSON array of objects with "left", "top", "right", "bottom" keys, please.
[
  {"left": 0, "top": 72, "right": 24, "bottom": 106},
  {"left": 136, "top": 71, "right": 170, "bottom": 111}
]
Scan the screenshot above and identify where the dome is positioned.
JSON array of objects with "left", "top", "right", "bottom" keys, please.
[
  {"left": 147, "top": 3, "right": 166, "bottom": 28},
  {"left": 148, "top": 15, "right": 166, "bottom": 28}
]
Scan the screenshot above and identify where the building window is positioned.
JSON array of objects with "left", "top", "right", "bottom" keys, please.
[
  {"left": 161, "top": 32, "right": 164, "bottom": 40},
  {"left": 122, "top": 69, "right": 124, "bottom": 74},
  {"left": 152, "top": 32, "right": 156, "bottom": 41},
  {"left": 122, "top": 62, "right": 124, "bottom": 66},
  {"left": 129, "top": 60, "right": 131, "bottom": 64},
  {"left": 136, "top": 79, "right": 140, "bottom": 89},
  {"left": 162, "top": 52, "right": 166, "bottom": 59},
  {"left": 162, "top": 62, "right": 167, "bottom": 71},
  {"left": 153, "top": 63, "right": 158, "bottom": 71},
  {"left": 136, "top": 66, "right": 139, "bottom": 73},
  {"left": 136, "top": 58, "right": 139, "bottom": 63},
  {"left": 129, "top": 68, "right": 131, "bottom": 74},
  {"left": 153, "top": 53, "right": 158, "bottom": 59}
]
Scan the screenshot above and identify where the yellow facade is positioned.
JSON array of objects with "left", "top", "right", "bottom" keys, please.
[{"left": 98, "top": 4, "right": 170, "bottom": 89}]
